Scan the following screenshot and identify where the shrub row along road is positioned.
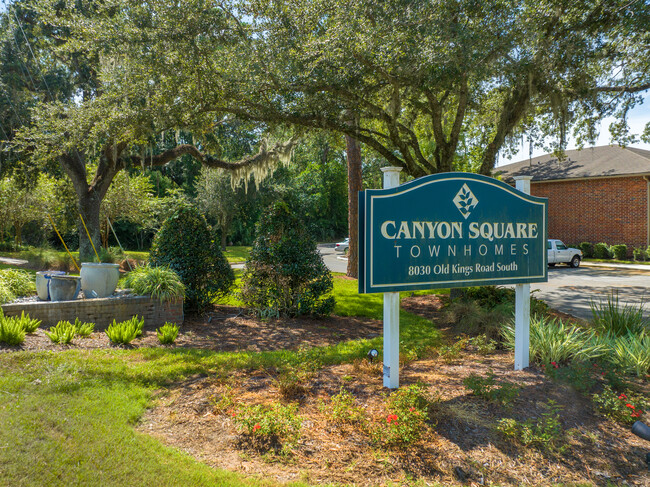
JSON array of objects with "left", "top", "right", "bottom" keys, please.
[{"left": 317, "top": 245, "right": 650, "bottom": 321}]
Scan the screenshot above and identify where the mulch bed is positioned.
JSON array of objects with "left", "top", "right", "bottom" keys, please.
[
  {"left": 3, "top": 294, "right": 649, "bottom": 486},
  {"left": 0, "top": 305, "right": 382, "bottom": 353}
]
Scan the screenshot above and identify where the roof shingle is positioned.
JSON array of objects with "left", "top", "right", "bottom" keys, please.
[{"left": 495, "top": 145, "right": 650, "bottom": 182}]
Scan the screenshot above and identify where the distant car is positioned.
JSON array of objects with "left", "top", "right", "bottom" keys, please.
[
  {"left": 335, "top": 238, "right": 349, "bottom": 253},
  {"left": 548, "top": 239, "right": 582, "bottom": 268}
]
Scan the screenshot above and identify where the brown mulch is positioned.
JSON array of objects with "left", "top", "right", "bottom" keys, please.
[
  {"left": 0, "top": 305, "right": 382, "bottom": 353},
  {"left": 3, "top": 293, "right": 649, "bottom": 486}
]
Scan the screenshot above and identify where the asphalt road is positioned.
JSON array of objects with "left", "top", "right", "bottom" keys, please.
[
  {"left": 317, "top": 245, "right": 650, "bottom": 321},
  {"left": 531, "top": 264, "right": 650, "bottom": 321}
]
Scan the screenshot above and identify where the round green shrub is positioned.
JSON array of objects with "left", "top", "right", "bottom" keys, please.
[
  {"left": 610, "top": 244, "right": 628, "bottom": 260},
  {"left": 633, "top": 247, "right": 648, "bottom": 261},
  {"left": 593, "top": 242, "right": 611, "bottom": 259},
  {"left": 240, "top": 201, "right": 335, "bottom": 317},
  {"left": 578, "top": 242, "right": 593, "bottom": 258},
  {"left": 150, "top": 205, "right": 234, "bottom": 311}
]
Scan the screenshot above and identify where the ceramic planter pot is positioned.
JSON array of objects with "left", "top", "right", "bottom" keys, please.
[
  {"left": 49, "top": 275, "right": 81, "bottom": 302},
  {"left": 35, "top": 271, "right": 67, "bottom": 300},
  {"left": 80, "top": 263, "right": 120, "bottom": 298}
]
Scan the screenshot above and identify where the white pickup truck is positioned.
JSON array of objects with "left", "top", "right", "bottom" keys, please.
[{"left": 548, "top": 239, "right": 582, "bottom": 268}]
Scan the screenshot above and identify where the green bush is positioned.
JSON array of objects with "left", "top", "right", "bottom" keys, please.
[
  {"left": 156, "top": 322, "right": 179, "bottom": 344},
  {"left": 578, "top": 242, "right": 594, "bottom": 258},
  {"left": 610, "top": 244, "right": 628, "bottom": 260},
  {"left": 593, "top": 242, "right": 611, "bottom": 259},
  {"left": 633, "top": 247, "right": 648, "bottom": 261},
  {"left": 105, "top": 316, "right": 143, "bottom": 345},
  {"left": 150, "top": 205, "right": 234, "bottom": 311},
  {"left": 590, "top": 291, "right": 647, "bottom": 336},
  {"left": 124, "top": 265, "right": 185, "bottom": 302},
  {"left": 45, "top": 321, "right": 76, "bottom": 344},
  {"left": 502, "top": 316, "right": 606, "bottom": 364},
  {"left": 240, "top": 201, "right": 335, "bottom": 317},
  {"left": 0, "top": 315, "right": 26, "bottom": 345},
  {"left": 0, "top": 269, "right": 35, "bottom": 297}
]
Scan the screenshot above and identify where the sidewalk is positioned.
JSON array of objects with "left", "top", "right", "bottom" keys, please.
[{"left": 581, "top": 260, "right": 650, "bottom": 272}]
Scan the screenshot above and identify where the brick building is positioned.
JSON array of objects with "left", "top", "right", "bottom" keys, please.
[{"left": 496, "top": 145, "right": 650, "bottom": 251}]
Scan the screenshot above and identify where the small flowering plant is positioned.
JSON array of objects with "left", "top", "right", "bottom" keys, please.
[
  {"left": 593, "top": 385, "right": 649, "bottom": 425},
  {"left": 232, "top": 402, "right": 302, "bottom": 454},
  {"left": 371, "top": 384, "right": 434, "bottom": 447}
]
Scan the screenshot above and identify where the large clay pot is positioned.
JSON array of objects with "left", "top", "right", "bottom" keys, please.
[
  {"left": 49, "top": 275, "right": 81, "bottom": 302},
  {"left": 80, "top": 263, "right": 120, "bottom": 298},
  {"left": 35, "top": 271, "right": 66, "bottom": 300}
]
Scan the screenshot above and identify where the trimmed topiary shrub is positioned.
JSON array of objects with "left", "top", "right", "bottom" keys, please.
[
  {"left": 578, "top": 242, "right": 593, "bottom": 259},
  {"left": 610, "top": 244, "right": 628, "bottom": 260},
  {"left": 593, "top": 242, "right": 611, "bottom": 259},
  {"left": 150, "top": 205, "right": 234, "bottom": 311},
  {"left": 240, "top": 201, "right": 335, "bottom": 317},
  {"left": 633, "top": 247, "right": 648, "bottom": 261}
]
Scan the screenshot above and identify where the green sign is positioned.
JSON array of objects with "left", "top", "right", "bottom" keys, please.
[{"left": 359, "top": 173, "right": 548, "bottom": 293}]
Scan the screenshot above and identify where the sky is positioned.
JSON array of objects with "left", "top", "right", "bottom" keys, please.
[{"left": 498, "top": 94, "right": 650, "bottom": 166}]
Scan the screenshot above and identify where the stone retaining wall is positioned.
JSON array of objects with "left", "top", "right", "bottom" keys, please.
[{"left": 1, "top": 295, "right": 183, "bottom": 330}]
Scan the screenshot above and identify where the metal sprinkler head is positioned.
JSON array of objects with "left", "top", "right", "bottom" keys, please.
[{"left": 367, "top": 349, "right": 378, "bottom": 363}]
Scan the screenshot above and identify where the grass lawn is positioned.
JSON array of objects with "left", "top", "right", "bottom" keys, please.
[
  {"left": 222, "top": 246, "right": 251, "bottom": 263},
  {"left": 0, "top": 277, "right": 441, "bottom": 486}
]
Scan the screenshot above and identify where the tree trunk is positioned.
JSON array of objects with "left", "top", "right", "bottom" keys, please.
[
  {"left": 78, "top": 191, "right": 102, "bottom": 263},
  {"left": 345, "top": 134, "right": 362, "bottom": 279}
]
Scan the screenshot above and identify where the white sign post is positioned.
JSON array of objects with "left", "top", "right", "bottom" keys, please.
[
  {"left": 381, "top": 166, "right": 402, "bottom": 388},
  {"left": 514, "top": 176, "right": 532, "bottom": 370}
]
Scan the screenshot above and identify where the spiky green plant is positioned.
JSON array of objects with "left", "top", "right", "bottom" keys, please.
[
  {"left": 0, "top": 315, "right": 26, "bottom": 345},
  {"left": 502, "top": 316, "right": 606, "bottom": 364},
  {"left": 45, "top": 321, "right": 76, "bottom": 344},
  {"left": 156, "top": 322, "right": 179, "bottom": 345},
  {"left": 597, "top": 332, "right": 650, "bottom": 377},
  {"left": 15, "top": 311, "right": 41, "bottom": 333},
  {"left": 73, "top": 318, "right": 94, "bottom": 338},
  {"left": 105, "top": 316, "right": 143, "bottom": 345},
  {"left": 123, "top": 265, "right": 185, "bottom": 302},
  {"left": 590, "top": 292, "right": 648, "bottom": 336}
]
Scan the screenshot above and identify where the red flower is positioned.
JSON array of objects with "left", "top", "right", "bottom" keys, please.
[
  {"left": 632, "top": 410, "right": 642, "bottom": 418},
  {"left": 618, "top": 393, "right": 627, "bottom": 400},
  {"left": 601, "top": 372, "right": 606, "bottom": 376},
  {"left": 387, "top": 414, "right": 398, "bottom": 424},
  {"left": 253, "top": 423, "right": 261, "bottom": 432},
  {"left": 626, "top": 403, "right": 635, "bottom": 409},
  {"left": 409, "top": 407, "right": 416, "bottom": 412}
]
